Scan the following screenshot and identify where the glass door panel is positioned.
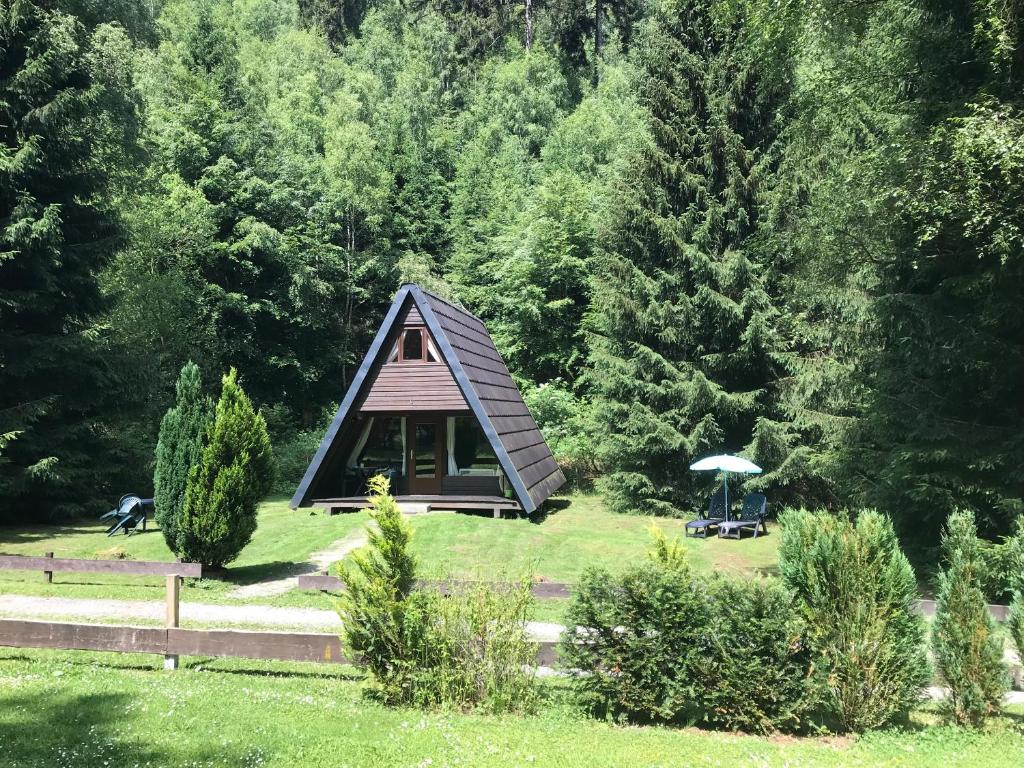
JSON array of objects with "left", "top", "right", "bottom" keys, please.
[{"left": 407, "top": 417, "right": 444, "bottom": 494}]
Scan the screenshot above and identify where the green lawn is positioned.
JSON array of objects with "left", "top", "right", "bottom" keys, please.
[
  {"left": 2, "top": 647, "right": 1022, "bottom": 768},
  {"left": 0, "top": 494, "right": 779, "bottom": 616}
]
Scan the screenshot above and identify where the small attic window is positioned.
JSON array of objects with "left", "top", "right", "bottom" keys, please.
[
  {"left": 399, "top": 328, "right": 424, "bottom": 362},
  {"left": 388, "top": 327, "right": 440, "bottom": 363}
]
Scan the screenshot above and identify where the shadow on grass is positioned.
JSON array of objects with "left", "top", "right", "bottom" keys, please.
[
  {"left": 530, "top": 497, "right": 570, "bottom": 525},
  {"left": 210, "top": 559, "right": 321, "bottom": 586},
  {"left": 182, "top": 657, "right": 364, "bottom": 681},
  {"left": 0, "top": 688, "right": 252, "bottom": 767}
]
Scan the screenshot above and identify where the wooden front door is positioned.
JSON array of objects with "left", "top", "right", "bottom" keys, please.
[{"left": 407, "top": 416, "right": 444, "bottom": 495}]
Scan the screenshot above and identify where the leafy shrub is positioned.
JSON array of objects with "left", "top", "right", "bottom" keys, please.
[
  {"left": 269, "top": 428, "right": 323, "bottom": 495},
  {"left": 523, "top": 380, "right": 599, "bottom": 489},
  {"left": 261, "top": 403, "right": 336, "bottom": 495},
  {"left": 978, "top": 536, "right": 1020, "bottom": 604},
  {"left": 1009, "top": 517, "right": 1024, "bottom": 663},
  {"left": 340, "top": 476, "right": 537, "bottom": 712},
  {"left": 778, "top": 508, "right": 929, "bottom": 732},
  {"left": 932, "top": 509, "right": 1008, "bottom": 726},
  {"left": 560, "top": 556, "right": 710, "bottom": 725},
  {"left": 702, "top": 579, "right": 816, "bottom": 735},
  {"left": 153, "top": 361, "right": 211, "bottom": 554},
  {"left": 178, "top": 369, "right": 273, "bottom": 568},
  {"left": 1009, "top": 594, "right": 1024, "bottom": 671},
  {"left": 413, "top": 581, "right": 538, "bottom": 713}
]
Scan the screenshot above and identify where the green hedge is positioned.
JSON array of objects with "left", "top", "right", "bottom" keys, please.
[{"left": 560, "top": 551, "right": 816, "bottom": 734}]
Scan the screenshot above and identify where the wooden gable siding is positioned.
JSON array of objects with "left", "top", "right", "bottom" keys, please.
[
  {"left": 359, "top": 362, "right": 468, "bottom": 412},
  {"left": 422, "top": 292, "right": 565, "bottom": 509},
  {"left": 358, "top": 295, "right": 468, "bottom": 413}
]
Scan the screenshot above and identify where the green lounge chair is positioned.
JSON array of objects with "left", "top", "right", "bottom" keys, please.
[
  {"left": 717, "top": 493, "right": 768, "bottom": 539},
  {"left": 685, "top": 487, "right": 728, "bottom": 538}
]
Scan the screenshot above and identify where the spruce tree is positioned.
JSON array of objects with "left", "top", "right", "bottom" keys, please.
[
  {"left": 178, "top": 369, "right": 273, "bottom": 568},
  {"left": 932, "top": 509, "right": 1008, "bottom": 726},
  {"left": 0, "top": 0, "right": 140, "bottom": 519},
  {"left": 586, "top": 2, "right": 793, "bottom": 515},
  {"left": 153, "top": 362, "right": 212, "bottom": 554}
]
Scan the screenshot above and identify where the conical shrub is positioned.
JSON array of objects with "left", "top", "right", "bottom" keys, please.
[
  {"left": 932, "top": 509, "right": 1009, "bottom": 726},
  {"left": 778, "top": 508, "right": 929, "bottom": 732},
  {"left": 178, "top": 369, "right": 273, "bottom": 568},
  {"left": 153, "top": 362, "right": 211, "bottom": 555}
]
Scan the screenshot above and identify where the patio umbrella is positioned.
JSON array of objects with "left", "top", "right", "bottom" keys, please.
[{"left": 688, "top": 455, "right": 762, "bottom": 521}]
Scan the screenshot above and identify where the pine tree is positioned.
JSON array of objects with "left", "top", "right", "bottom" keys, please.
[
  {"left": 153, "top": 362, "right": 212, "bottom": 554},
  {"left": 932, "top": 509, "right": 1008, "bottom": 726},
  {"left": 586, "top": 3, "right": 793, "bottom": 515},
  {"left": 178, "top": 369, "right": 273, "bottom": 568},
  {"left": 0, "top": 0, "right": 141, "bottom": 520}
]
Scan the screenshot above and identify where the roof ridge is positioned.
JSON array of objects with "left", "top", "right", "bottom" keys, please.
[{"left": 404, "top": 283, "right": 484, "bottom": 324}]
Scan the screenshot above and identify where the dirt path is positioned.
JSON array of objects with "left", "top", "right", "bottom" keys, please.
[{"left": 226, "top": 530, "right": 370, "bottom": 600}]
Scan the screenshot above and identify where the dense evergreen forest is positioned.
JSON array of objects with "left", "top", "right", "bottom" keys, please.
[{"left": 1, "top": 0, "right": 1021, "bottom": 550}]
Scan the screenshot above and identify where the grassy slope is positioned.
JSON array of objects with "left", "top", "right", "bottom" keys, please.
[
  {"left": 2, "top": 648, "right": 1022, "bottom": 768},
  {"left": 0, "top": 494, "right": 779, "bottom": 615}
]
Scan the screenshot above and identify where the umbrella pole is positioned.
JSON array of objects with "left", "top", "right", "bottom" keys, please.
[{"left": 724, "top": 473, "right": 729, "bottom": 522}]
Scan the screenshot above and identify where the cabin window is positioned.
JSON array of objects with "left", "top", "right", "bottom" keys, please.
[
  {"left": 402, "top": 328, "right": 424, "bottom": 361},
  {"left": 451, "top": 417, "right": 500, "bottom": 473},
  {"left": 356, "top": 417, "right": 404, "bottom": 470},
  {"left": 388, "top": 328, "right": 441, "bottom": 363}
]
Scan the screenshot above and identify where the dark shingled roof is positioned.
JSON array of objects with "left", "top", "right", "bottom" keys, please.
[{"left": 290, "top": 284, "right": 565, "bottom": 513}]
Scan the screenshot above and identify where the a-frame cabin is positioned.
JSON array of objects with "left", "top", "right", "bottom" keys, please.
[{"left": 290, "top": 284, "right": 566, "bottom": 517}]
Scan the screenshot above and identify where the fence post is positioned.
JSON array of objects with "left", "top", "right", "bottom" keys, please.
[
  {"left": 164, "top": 574, "right": 180, "bottom": 670},
  {"left": 43, "top": 552, "right": 53, "bottom": 583}
]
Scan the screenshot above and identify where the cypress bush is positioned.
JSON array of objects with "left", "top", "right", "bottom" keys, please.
[
  {"left": 178, "top": 369, "right": 273, "bottom": 568},
  {"left": 778, "top": 509, "right": 929, "bottom": 732},
  {"left": 562, "top": 530, "right": 815, "bottom": 734},
  {"left": 560, "top": 556, "right": 710, "bottom": 725},
  {"left": 932, "top": 509, "right": 1008, "bottom": 726},
  {"left": 339, "top": 474, "right": 418, "bottom": 703},
  {"left": 1006, "top": 517, "right": 1024, "bottom": 664},
  {"left": 153, "top": 362, "right": 211, "bottom": 554},
  {"left": 702, "top": 579, "right": 816, "bottom": 735},
  {"left": 340, "top": 475, "right": 537, "bottom": 711},
  {"left": 1010, "top": 594, "right": 1024, "bottom": 669}
]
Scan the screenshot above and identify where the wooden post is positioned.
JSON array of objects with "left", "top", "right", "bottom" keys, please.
[
  {"left": 43, "top": 552, "right": 53, "bottom": 583},
  {"left": 164, "top": 574, "right": 180, "bottom": 670}
]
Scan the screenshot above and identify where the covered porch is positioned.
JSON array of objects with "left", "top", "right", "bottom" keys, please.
[{"left": 307, "top": 410, "right": 518, "bottom": 515}]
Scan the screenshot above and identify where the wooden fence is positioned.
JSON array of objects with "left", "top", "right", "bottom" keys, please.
[
  {"left": 2, "top": 554, "right": 1015, "bottom": 675},
  {"left": 0, "top": 553, "right": 560, "bottom": 666},
  {"left": 0, "top": 619, "right": 560, "bottom": 666},
  {"left": 0, "top": 553, "right": 202, "bottom": 669}
]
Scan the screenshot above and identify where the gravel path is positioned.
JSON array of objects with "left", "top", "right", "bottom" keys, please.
[{"left": 226, "top": 530, "right": 370, "bottom": 600}]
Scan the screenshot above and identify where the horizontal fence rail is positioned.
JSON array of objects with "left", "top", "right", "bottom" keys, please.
[
  {"left": 0, "top": 619, "right": 560, "bottom": 666},
  {"left": 0, "top": 554, "right": 202, "bottom": 579},
  {"left": 297, "top": 574, "right": 572, "bottom": 599}
]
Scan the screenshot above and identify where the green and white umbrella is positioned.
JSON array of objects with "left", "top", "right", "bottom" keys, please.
[{"left": 689, "top": 454, "right": 762, "bottom": 521}]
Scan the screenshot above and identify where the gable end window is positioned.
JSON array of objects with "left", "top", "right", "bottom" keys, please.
[{"left": 389, "top": 327, "right": 440, "bottom": 363}]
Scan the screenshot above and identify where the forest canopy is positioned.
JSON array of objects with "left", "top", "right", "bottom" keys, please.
[{"left": 1, "top": 0, "right": 1021, "bottom": 550}]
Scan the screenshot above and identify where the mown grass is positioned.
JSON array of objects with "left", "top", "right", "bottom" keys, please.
[
  {"left": 1, "top": 647, "right": 1022, "bottom": 768},
  {"left": 0, "top": 494, "right": 779, "bottom": 616}
]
